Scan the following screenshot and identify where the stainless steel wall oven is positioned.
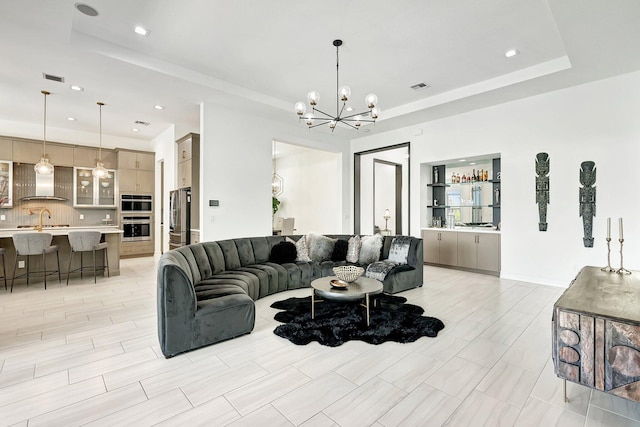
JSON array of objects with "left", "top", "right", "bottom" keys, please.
[
  {"left": 121, "top": 215, "right": 152, "bottom": 241},
  {"left": 121, "top": 194, "right": 153, "bottom": 213}
]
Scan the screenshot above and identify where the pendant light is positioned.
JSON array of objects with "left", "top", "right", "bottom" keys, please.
[
  {"left": 92, "top": 101, "right": 108, "bottom": 179},
  {"left": 34, "top": 90, "right": 54, "bottom": 175}
]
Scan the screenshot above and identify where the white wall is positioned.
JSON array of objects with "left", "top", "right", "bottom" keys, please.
[
  {"left": 352, "top": 70, "right": 640, "bottom": 286},
  {"left": 199, "top": 100, "right": 351, "bottom": 241},
  {"left": 151, "top": 125, "right": 176, "bottom": 254},
  {"left": 275, "top": 147, "right": 342, "bottom": 234}
]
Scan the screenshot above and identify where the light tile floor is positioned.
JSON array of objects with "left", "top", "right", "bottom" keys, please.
[{"left": 1, "top": 257, "right": 639, "bottom": 426}]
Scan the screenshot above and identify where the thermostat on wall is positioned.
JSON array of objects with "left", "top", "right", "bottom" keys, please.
[{"left": 209, "top": 200, "right": 219, "bottom": 207}]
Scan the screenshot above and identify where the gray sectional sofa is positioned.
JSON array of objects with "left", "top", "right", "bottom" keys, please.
[{"left": 157, "top": 234, "right": 423, "bottom": 358}]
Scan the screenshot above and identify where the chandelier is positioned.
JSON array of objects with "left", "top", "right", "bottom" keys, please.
[
  {"left": 92, "top": 101, "right": 109, "bottom": 178},
  {"left": 294, "top": 39, "right": 380, "bottom": 131},
  {"left": 35, "top": 90, "right": 54, "bottom": 175},
  {"left": 271, "top": 141, "right": 283, "bottom": 197}
]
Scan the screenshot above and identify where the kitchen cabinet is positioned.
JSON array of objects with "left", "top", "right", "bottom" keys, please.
[
  {"left": 120, "top": 241, "right": 154, "bottom": 258},
  {"left": 190, "top": 230, "right": 200, "bottom": 245},
  {"left": 74, "top": 147, "right": 117, "bottom": 169},
  {"left": 117, "top": 150, "right": 155, "bottom": 193},
  {"left": 457, "top": 232, "right": 500, "bottom": 272},
  {"left": 13, "top": 140, "right": 74, "bottom": 167},
  {"left": 0, "top": 138, "right": 12, "bottom": 159},
  {"left": 118, "top": 169, "right": 154, "bottom": 193},
  {"left": 73, "top": 166, "right": 117, "bottom": 208},
  {"left": 176, "top": 133, "right": 200, "bottom": 230},
  {"left": 422, "top": 229, "right": 457, "bottom": 266},
  {"left": 0, "top": 160, "right": 13, "bottom": 208},
  {"left": 118, "top": 151, "right": 154, "bottom": 171}
]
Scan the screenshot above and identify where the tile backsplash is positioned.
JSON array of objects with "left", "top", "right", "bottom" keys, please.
[{"left": 0, "top": 163, "right": 116, "bottom": 228}]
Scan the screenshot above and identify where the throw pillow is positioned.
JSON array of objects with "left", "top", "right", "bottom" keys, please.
[
  {"left": 346, "top": 235, "right": 361, "bottom": 263},
  {"left": 307, "top": 233, "right": 336, "bottom": 262},
  {"left": 359, "top": 234, "right": 384, "bottom": 264},
  {"left": 388, "top": 236, "right": 412, "bottom": 264},
  {"left": 331, "top": 239, "right": 349, "bottom": 261},
  {"left": 287, "top": 236, "right": 311, "bottom": 262},
  {"left": 269, "top": 241, "right": 297, "bottom": 264}
]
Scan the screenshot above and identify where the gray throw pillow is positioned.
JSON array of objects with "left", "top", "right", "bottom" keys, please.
[
  {"left": 388, "top": 236, "right": 412, "bottom": 264},
  {"left": 307, "top": 233, "right": 336, "bottom": 262},
  {"left": 346, "top": 235, "right": 361, "bottom": 263},
  {"left": 358, "top": 234, "right": 384, "bottom": 264},
  {"left": 287, "top": 236, "right": 311, "bottom": 262}
]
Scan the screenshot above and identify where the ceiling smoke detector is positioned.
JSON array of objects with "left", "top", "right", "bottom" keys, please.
[
  {"left": 42, "top": 73, "right": 64, "bottom": 83},
  {"left": 410, "top": 82, "right": 431, "bottom": 91}
]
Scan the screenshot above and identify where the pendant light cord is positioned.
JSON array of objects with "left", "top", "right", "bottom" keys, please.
[
  {"left": 336, "top": 44, "right": 339, "bottom": 118},
  {"left": 98, "top": 102, "right": 104, "bottom": 161},
  {"left": 42, "top": 90, "right": 49, "bottom": 157}
]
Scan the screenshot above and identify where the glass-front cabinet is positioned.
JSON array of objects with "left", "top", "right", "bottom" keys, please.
[
  {"left": 0, "top": 160, "right": 13, "bottom": 208},
  {"left": 74, "top": 166, "right": 117, "bottom": 208}
]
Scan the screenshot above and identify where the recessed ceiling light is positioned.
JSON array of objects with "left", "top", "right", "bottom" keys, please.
[
  {"left": 134, "top": 26, "right": 150, "bottom": 36},
  {"left": 505, "top": 49, "right": 519, "bottom": 58},
  {"left": 67, "top": 117, "right": 77, "bottom": 121},
  {"left": 75, "top": 3, "right": 99, "bottom": 17},
  {"left": 345, "top": 106, "right": 353, "bottom": 112},
  {"left": 459, "top": 159, "right": 467, "bottom": 162},
  {"left": 70, "top": 85, "right": 84, "bottom": 91},
  {"left": 154, "top": 105, "right": 165, "bottom": 110},
  {"left": 469, "top": 162, "right": 476, "bottom": 165},
  {"left": 132, "top": 128, "right": 140, "bottom": 132}
]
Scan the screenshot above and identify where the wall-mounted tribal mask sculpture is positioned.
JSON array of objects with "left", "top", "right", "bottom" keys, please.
[
  {"left": 535, "top": 153, "right": 550, "bottom": 231},
  {"left": 579, "top": 161, "right": 596, "bottom": 248}
]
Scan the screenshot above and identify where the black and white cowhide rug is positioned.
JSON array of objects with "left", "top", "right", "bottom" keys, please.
[{"left": 271, "top": 293, "right": 445, "bottom": 347}]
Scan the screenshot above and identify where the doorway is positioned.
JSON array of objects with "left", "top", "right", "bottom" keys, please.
[{"left": 354, "top": 143, "right": 410, "bottom": 235}]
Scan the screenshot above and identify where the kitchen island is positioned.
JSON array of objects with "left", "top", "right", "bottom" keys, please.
[{"left": 0, "top": 226, "right": 123, "bottom": 287}]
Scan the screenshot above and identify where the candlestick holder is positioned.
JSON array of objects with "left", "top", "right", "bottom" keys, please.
[
  {"left": 601, "top": 237, "right": 615, "bottom": 272},
  {"left": 616, "top": 238, "right": 632, "bottom": 275}
]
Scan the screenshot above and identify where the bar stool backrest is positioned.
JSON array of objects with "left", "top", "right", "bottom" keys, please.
[
  {"left": 68, "top": 231, "right": 101, "bottom": 252},
  {"left": 12, "top": 232, "right": 53, "bottom": 256}
]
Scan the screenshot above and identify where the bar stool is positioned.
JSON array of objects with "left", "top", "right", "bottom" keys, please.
[
  {"left": 66, "top": 231, "right": 109, "bottom": 285},
  {"left": 0, "top": 247, "right": 7, "bottom": 290},
  {"left": 11, "top": 232, "right": 61, "bottom": 293}
]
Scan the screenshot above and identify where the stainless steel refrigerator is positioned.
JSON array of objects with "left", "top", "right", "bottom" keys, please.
[{"left": 169, "top": 188, "right": 191, "bottom": 249}]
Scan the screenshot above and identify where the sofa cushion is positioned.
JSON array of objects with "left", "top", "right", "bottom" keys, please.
[
  {"left": 249, "top": 237, "right": 271, "bottom": 263},
  {"left": 235, "top": 238, "right": 256, "bottom": 266},
  {"left": 269, "top": 241, "right": 297, "bottom": 264},
  {"left": 218, "top": 240, "right": 242, "bottom": 270},
  {"left": 307, "top": 233, "right": 336, "bottom": 262},
  {"left": 202, "top": 242, "right": 226, "bottom": 275},
  {"left": 331, "top": 239, "right": 349, "bottom": 261},
  {"left": 359, "top": 234, "right": 384, "bottom": 264},
  {"left": 346, "top": 235, "right": 361, "bottom": 263}
]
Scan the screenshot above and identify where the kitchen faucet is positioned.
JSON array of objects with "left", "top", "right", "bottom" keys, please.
[{"left": 36, "top": 208, "right": 51, "bottom": 232}]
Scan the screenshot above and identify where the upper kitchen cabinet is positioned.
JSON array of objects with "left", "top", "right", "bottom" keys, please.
[
  {"left": 74, "top": 166, "right": 117, "bottom": 208},
  {"left": 118, "top": 151, "right": 154, "bottom": 171},
  {"left": 0, "top": 137, "right": 12, "bottom": 159},
  {"left": 74, "top": 147, "right": 117, "bottom": 169},
  {"left": 13, "top": 140, "right": 74, "bottom": 167},
  {"left": 176, "top": 133, "right": 199, "bottom": 189},
  {"left": 0, "top": 160, "right": 13, "bottom": 208},
  {"left": 117, "top": 150, "right": 155, "bottom": 193}
]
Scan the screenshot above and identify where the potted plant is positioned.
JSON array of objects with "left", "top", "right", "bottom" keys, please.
[{"left": 272, "top": 196, "right": 281, "bottom": 216}]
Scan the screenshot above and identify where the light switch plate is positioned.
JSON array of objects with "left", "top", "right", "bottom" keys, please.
[
  {"left": 80, "top": 214, "right": 84, "bottom": 220},
  {"left": 0, "top": 214, "right": 5, "bottom": 221}
]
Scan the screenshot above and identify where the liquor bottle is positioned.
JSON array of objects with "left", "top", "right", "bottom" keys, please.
[{"left": 462, "top": 173, "right": 466, "bottom": 183}]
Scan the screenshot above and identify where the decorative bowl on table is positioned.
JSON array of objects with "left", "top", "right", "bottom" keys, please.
[{"left": 332, "top": 266, "right": 364, "bottom": 283}]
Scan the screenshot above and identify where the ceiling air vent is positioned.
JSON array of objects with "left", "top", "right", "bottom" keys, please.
[
  {"left": 410, "top": 82, "right": 431, "bottom": 91},
  {"left": 42, "top": 73, "right": 65, "bottom": 83},
  {"left": 134, "top": 120, "right": 150, "bottom": 126}
]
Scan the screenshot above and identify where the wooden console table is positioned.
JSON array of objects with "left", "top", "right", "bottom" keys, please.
[{"left": 553, "top": 266, "right": 640, "bottom": 402}]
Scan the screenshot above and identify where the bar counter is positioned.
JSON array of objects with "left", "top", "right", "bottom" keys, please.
[{"left": 0, "top": 226, "right": 124, "bottom": 287}]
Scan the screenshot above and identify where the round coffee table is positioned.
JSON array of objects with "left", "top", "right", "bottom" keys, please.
[{"left": 310, "top": 276, "right": 383, "bottom": 326}]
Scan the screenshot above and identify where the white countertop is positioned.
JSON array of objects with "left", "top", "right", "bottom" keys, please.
[
  {"left": 422, "top": 227, "right": 500, "bottom": 234},
  {"left": 0, "top": 226, "right": 123, "bottom": 238}
]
